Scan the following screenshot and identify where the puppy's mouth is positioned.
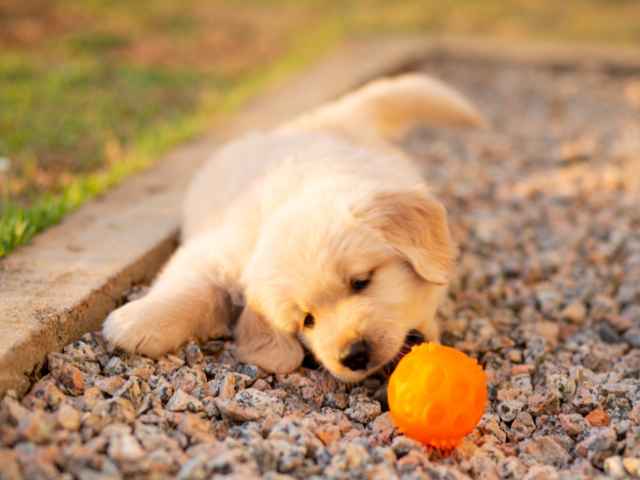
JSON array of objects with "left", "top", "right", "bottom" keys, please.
[{"left": 382, "top": 329, "right": 425, "bottom": 376}]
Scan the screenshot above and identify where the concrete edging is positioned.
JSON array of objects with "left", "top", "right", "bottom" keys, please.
[{"left": 1, "top": 36, "right": 639, "bottom": 395}]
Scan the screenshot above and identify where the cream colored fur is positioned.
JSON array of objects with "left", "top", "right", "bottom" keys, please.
[{"left": 103, "top": 74, "right": 484, "bottom": 382}]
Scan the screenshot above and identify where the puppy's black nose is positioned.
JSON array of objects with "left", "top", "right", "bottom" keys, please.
[{"left": 340, "top": 339, "right": 370, "bottom": 371}]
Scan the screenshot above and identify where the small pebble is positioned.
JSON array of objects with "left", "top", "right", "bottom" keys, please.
[
  {"left": 623, "top": 457, "right": 640, "bottom": 477},
  {"left": 523, "top": 465, "right": 560, "bottom": 480},
  {"left": 185, "top": 342, "right": 204, "bottom": 367},
  {"left": 561, "top": 302, "right": 587, "bottom": 324},
  {"left": 166, "top": 389, "right": 203, "bottom": 412},
  {"left": 56, "top": 403, "right": 82, "bottom": 431},
  {"left": 585, "top": 407, "right": 610, "bottom": 427},
  {"left": 606, "top": 314, "right": 633, "bottom": 333},
  {"left": 497, "top": 399, "right": 524, "bottom": 422},
  {"left": 53, "top": 364, "right": 85, "bottom": 395},
  {"left": 598, "top": 322, "right": 624, "bottom": 343},
  {"left": 519, "top": 436, "right": 570, "bottom": 468},
  {"left": 17, "top": 411, "right": 55, "bottom": 443},
  {"left": 559, "top": 413, "right": 589, "bottom": 439},
  {"left": 216, "top": 388, "right": 284, "bottom": 422},
  {"left": 480, "top": 413, "right": 507, "bottom": 443},
  {"left": 604, "top": 455, "right": 627, "bottom": 479},
  {"left": 624, "top": 327, "right": 640, "bottom": 348},
  {"left": 104, "top": 357, "right": 127, "bottom": 376},
  {"left": 345, "top": 394, "right": 382, "bottom": 424},
  {"left": 95, "top": 376, "right": 126, "bottom": 395},
  {"left": 510, "top": 411, "right": 536, "bottom": 441},
  {"left": 108, "top": 433, "right": 146, "bottom": 463},
  {"left": 575, "top": 427, "right": 617, "bottom": 467},
  {"left": 498, "top": 456, "right": 527, "bottom": 479}
]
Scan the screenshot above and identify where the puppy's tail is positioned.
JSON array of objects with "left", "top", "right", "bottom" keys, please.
[{"left": 281, "top": 73, "right": 486, "bottom": 143}]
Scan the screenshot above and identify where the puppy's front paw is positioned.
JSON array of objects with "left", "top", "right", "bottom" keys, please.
[
  {"left": 103, "top": 299, "right": 183, "bottom": 358},
  {"left": 235, "top": 343, "right": 303, "bottom": 374},
  {"left": 233, "top": 306, "right": 304, "bottom": 374}
]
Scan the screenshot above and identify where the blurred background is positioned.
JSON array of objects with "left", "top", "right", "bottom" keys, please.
[{"left": 1, "top": 0, "right": 639, "bottom": 257}]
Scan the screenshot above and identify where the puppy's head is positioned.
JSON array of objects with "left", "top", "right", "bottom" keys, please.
[{"left": 235, "top": 189, "right": 455, "bottom": 382}]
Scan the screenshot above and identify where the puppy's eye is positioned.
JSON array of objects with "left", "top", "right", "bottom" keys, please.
[
  {"left": 303, "top": 313, "right": 315, "bottom": 328},
  {"left": 350, "top": 277, "right": 371, "bottom": 293}
]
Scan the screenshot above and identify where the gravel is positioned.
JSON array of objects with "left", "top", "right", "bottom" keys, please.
[{"left": 1, "top": 59, "right": 639, "bottom": 479}]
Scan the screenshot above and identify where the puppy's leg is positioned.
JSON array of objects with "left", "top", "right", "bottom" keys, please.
[
  {"left": 234, "top": 306, "right": 304, "bottom": 374},
  {"left": 103, "top": 233, "right": 237, "bottom": 357}
]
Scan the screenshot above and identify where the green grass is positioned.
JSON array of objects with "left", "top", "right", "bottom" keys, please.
[
  {"left": 0, "top": 56, "right": 213, "bottom": 255},
  {"left": 2, "top": 0, "right": 640, "bottom": 257},
  {"left": 0, "top": 1, "right": 343, "bottom": 256}
]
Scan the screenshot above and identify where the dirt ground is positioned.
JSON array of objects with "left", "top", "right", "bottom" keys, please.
[{"left": 1, "top": 59, "right": 639, "bottom": 479}]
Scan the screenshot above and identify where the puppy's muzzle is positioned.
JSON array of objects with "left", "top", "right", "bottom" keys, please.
[{"left": 340, "top": 339, "right": 371, "bottom": 371}]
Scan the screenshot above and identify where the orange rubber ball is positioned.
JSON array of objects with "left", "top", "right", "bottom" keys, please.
[{"left": 388, "top": 343, "right": 487, "bottom": 449}]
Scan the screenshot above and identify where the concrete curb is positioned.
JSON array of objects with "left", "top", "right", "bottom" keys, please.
[
  {"left": 1, "top": 36, "right": 639, "bottom": 395},
  {"left": 423, "top": 36, "right": 640, "bottom": 74}
]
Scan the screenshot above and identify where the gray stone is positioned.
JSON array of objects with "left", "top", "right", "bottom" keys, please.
[
  {"left": 559, "top": 413, "right": 589, "bottom": 439},
  {"left": 575, "top": 427, "right": 617, "bottom": 468},
  {"left": 345, "top": 394, "right": 382, "bottom": 424},
  {"left": 185, "top": 342, "right": 204, "bottom": 367},
  {"left": 519, "top": 436, "right": 570, "bottom": 468},
  {"left": 497, "top": 400, "right": 524, "bottom": 423},
  {"left": 624, "top": 327, "right": 640, "bottom": 348},
  {"left": 216, "top": 388, "right": 284, "bottom": 422},
  {"left": 108, "top": 433, "right": 145, "bottom": 463},
  {"left": 56, "top": 403, "right": 82, "bottom": 431},
  {"left": 166, "top": 389, "right": 203, "bottom": 413},
  {"left": 523, "top": 465, "right": 560, "bottom": 480},
  {"left": 510, "top": 411, "right": 536, "bottom": 441},
  {"left": 497, "top": 457, "right": 527, "bottom": 479}
]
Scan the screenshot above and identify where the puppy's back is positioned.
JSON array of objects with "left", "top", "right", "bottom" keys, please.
[{"left": 182, "top": 74, "right": 484, "bottom": 240}]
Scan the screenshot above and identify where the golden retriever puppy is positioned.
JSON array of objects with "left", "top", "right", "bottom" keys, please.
[{"left": 103, "top": 74, "right": 484, "bottom": 382}]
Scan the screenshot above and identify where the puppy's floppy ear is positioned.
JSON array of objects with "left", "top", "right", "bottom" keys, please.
[
  {"left": 234, "top": 306, "right": 304, "bottom": 374},
  {"left": 354, "top": 189, "right": 456, "bottom": 284}
]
